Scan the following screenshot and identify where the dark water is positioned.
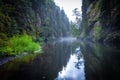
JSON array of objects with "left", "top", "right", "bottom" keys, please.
[{"left": 0, "top": 39, "right": 120, "bottom": 80}]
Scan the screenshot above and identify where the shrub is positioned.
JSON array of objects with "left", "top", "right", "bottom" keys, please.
[{"left": 0, "top": 34, "right": 41, "bottom": 56}]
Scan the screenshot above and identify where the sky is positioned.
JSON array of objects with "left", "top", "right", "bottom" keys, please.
[{"left": 54, "top": 0, "right": 82, "bottom": 21}]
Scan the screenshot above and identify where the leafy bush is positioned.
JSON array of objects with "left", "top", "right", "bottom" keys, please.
[{"left": 0, "top": 34, "right": 41, "bottom": 56}]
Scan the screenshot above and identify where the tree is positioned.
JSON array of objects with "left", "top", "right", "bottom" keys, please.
[
  {"left": 70, "top": 22, "right": 80, "bottom": 37},
  {"left": 72, "top": 8, "right": 82, "bottom": 29}
]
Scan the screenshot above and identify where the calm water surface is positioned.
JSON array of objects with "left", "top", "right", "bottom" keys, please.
[{"left": 0, "top": 39, "right": 120, "bottom": 80}]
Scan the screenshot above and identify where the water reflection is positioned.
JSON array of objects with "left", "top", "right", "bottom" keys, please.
[
  {"left": 80, "top": 41, "right": 120, "bottom": 80},
  {"left": 0, "top": 40, "right": 120, "bottom": 80},
  {"left": 0, "top": 41, "right": 72, "bottom": 80},
  {"left": 55, "top": 47, "right": 85, "bottom": 80},
  {"left": 59, "top": 37, "right": 77, "bottom": 42}
]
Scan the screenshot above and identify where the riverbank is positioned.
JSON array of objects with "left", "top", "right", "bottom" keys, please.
[{"left": 0, "top": 48, "right": 42, "bottom": 66}]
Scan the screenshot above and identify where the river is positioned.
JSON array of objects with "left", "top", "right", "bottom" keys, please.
[{"left": 0, "top": 38, "right": 120, "bottom": 80}]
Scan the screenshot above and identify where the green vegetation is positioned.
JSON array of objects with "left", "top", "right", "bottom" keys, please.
[
  {"left": 0, "top": 0, "right": 70, "bottom": 42},
  {"left": 70, "top": 8, "right": 81, "bottom": 37},
  {"left": 93, "top": 25, "right": 101, "bottom": 41},
  {"left": 0, "top": 34, "right": 41, "bottom": 56},
  {"left": 39, "top": 37, "right": 44, "bottom": 42},
  {"left": 0, "top": 0, "right": 70, "bottom": 57},
  {"left": 70, "top": 22, "right": 80, "bottom": 37}
]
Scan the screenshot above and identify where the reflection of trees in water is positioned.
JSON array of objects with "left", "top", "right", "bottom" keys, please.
[
  {"left": 38, "top": 42, "right": 72, "bottom": 79},
  {"left": 74, "top": 47, "right": 84, "bottom": 69},
  {"left": 0, "top": 41, "right": 73, "bottom": 80},
  {"left": 80, "top": 42, "right": 120, "bottom": 80}
]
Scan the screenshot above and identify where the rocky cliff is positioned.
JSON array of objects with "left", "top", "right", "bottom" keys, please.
[{"left": 80, "top": 0, "right": 120, "bottom": 43}]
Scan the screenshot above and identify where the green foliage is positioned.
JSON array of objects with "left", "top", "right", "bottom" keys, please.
[
  {"left": 0, "top": 0, "right": 70, "bottom": 46},
  {"left": 0, "top": 6, "right": 18, "bottom": 36},
  {"left": 39, "top": 37, "right": 44, "bottom": 42},
  {"left": 70, "top": 22, "right": 80, "bottom": 36},
  {"left": 0, "top": 12, "right": 11, "bottom": 32},
  {"left": 0, "top": 33, "right": 7, "bottom": 40},
  {"left": 0, "top": 35, "right": 41, "bottom": 56},
  {"left": 93, "top": 25, "right": 101, "bottom": 41}
]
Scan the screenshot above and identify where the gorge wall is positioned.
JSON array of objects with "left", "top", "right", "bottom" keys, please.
[
  {"left": 80, "top": 0, "right": 120, "bottom": 43},
  {"left": 0, "top": 0, "right": 70, "bottom": 40}
]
